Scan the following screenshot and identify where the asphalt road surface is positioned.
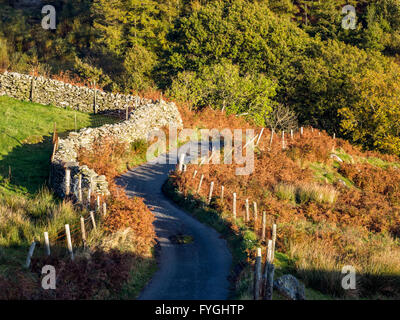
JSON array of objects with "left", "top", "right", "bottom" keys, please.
[{"left": 116, "top": 143, "right": 232, "bottom": 300}]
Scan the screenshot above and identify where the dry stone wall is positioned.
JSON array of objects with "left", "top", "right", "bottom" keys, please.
[
  {"left": 51, "top": 100, "right": 183, "bottom": 199},
  {"left": 0, "top": 71, "right": 183, "bottom": 199},
  {"left": 0, "top": 71, "right": 154, "bottom": 112}
]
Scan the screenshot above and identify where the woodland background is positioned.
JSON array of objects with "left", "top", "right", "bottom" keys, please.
[{"left": 1, "top": 0, "right": 400, "bottom": 155}]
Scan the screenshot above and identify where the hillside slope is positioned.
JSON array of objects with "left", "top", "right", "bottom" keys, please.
[
  {"left": 0, "top": 97, "right": 156, "bottom": 299},
  {"left": 169, "top": 108, "right": 400, "bottom": 299}
]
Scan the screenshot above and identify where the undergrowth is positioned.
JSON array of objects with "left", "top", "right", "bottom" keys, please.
[
  {"left": 170, "top": 124, "right": 400, "bottom": 299},
  {"left": 0, "top": 134, "right": 156, "bottom": 299}
]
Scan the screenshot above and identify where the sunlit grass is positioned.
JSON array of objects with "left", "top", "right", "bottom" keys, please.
[{"left": 0, "top": 96, "right": 118, "bottom": 194}]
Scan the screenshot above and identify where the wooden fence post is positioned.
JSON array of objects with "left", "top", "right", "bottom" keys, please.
[
  {"left": 291, "top": 129, "right": 294, "bottom": 140},
  {"left": 87, "top": 187, "right": 92, "bottom": 209},
  {"left": 264, "top": 240, "right": 275, "bottom": 300},
  {"left": 256, "top": 128, "right": 264, "bottom": 146},
  {"left": 253, "top": 202, "right": 258, "bottom": 223},
  {"left": 44, "top": 232, "right": 50, "bottom": 256},
  {"left": 178, "top": 153, "right": 185, "bottom": 172},
  {"left": 65, "top": 224, "right": 74, "bottom": 261},
  {"left": 80, "top": 216, "right": 86, "bottom": 247},
  {"left": 221, "top": 185, "right": 224, "bottom": 202},
  {"left": 90, "top": 211, "right": 97, "bottom": 231},
  {"left": 93, "top": 81, "right": 97, "bottom": 114},
  {"left": 245, "top": 199, "right": 250, "bottom": 222},
  {"left": 65, "top": 167, "right": 71, "bottom": 196},
  {"left": 197, "top": 174, "right": 204, "bottom": 194},
  {"left": 78, "top": 174, "right": 83, "bottom": 204},
  {"left": 25, "top": 241, "right": 36, "bottom": 268},
  {"left": 269, "top": 129, "right": 274, "bottom": 148},
  {"left": 207, "top": 181, "right": 214, "bottom": 205},
  {"left": 233, "top": 193, "right": 237, "bottom": 220},
  {"left": 30, "top": 77, "right": 35, "bottom": 102},
  {"left": 96, "top": 195, "right": 101, "bottom": 213},
  {"left": 102, "top": 202, "right": 107, "bottom": 217},
  {"left": 262, "top": 212, "right": 266, "bottom": 242},
  {"left": 254, "top": 248, "right": 262, "bottom": 300},
  {"left": 332, "top": 132, "right": 337, "bottom": 152},
  {"left": 267, "top": 239, "right": 273, "bottom": 266},
  {"left": 126, "top": 105, "right": 129, "bottom": 121},
  {"left": 272, "top": 223, "right": 277, "bottom": 262},
  {"left": 52, "top": 122, "right": 57, "bottom": 144}
]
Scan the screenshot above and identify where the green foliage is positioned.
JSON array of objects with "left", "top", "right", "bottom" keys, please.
[
  {"left": 1, "top": 1, "right": 400, "bottom": 155},
  {"left": 122, "top": 44, "right": 156, "bottom": 90},
  {"left": 362, "top": 0, "right": 400, "bottom": 53},
  {"left": 169, "top": 61, "right": 277, "bottom": 125},
  {"left": 73, "top": 57, "right": 104, "bottom": 84},
  {"left": 339, "top": 61, "right": 400, "bottom": 154},
  {"left": 165, "top": 0, "right": 309, "bottom": 78},
  {"left": 284, "top": 39, "right": 385, "bottom": 130},
  {"left": 275, "top": 183, "right": 296, "bottom": 203}
]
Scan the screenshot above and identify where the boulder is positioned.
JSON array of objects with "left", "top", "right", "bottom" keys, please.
[{"left": 274, "top": 274, "right": 306, "bottom": 300}]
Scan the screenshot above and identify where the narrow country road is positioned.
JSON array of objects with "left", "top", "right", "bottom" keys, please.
[{"left": 116, "top": 143, "right": 232, "bottom": 300}]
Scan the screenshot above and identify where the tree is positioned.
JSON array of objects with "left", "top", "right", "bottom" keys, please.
[
  {"left": 264, "top": 104, "right": 298, "bottom": 133},
  {"left": 284, "top": 39, "right": 388, "bottom": 133},
  {"left": 164, "top": 0, "right": 309, "bottom": 81},
  {"left": 123, "top": 44, "right": 156, "bottom": 90},
  {"left": 169, "top": 61, "right": 277, "bottom": 125},
  {"left": 340, "top": 61, "right": 400, "bottom": 155}
]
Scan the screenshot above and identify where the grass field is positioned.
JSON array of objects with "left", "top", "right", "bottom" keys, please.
[{"left": 0, "top": 96, "right": 117, "bottom": 195}]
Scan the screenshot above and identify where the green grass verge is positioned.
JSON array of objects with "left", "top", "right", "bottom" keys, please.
[
  {"left": 309, "top": 162, "right": 353, "bottom": 187},
  {"left": 113, "top": 255, "right": 157, "bottom": 299}
]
